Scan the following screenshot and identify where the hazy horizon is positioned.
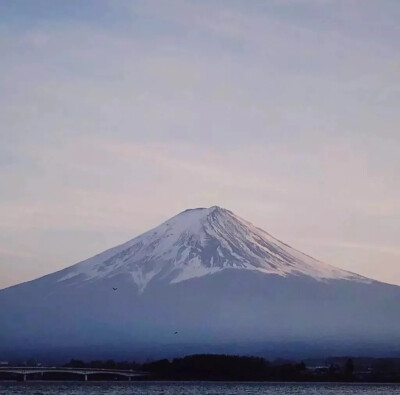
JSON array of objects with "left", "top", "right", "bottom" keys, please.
[{"left": 1, "top": 0, "right": 400, "bottom": 288}]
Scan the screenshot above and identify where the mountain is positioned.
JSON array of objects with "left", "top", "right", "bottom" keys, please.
[{"left": 1, "top": 206, "right": 400, "bottom": 362}]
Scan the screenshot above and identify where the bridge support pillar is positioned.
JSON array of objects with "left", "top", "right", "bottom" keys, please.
[
  {"left": 84, "top": 374, "right": 88, "bottom": 381},
  {"left": 128, "top": 376, "right": 131, "bottom": 381},
  {"left": 23, "top": 374, "right": 27, "bottom": 382}
]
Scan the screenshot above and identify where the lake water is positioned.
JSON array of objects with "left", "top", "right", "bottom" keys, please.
[{"left": 1, "top": 382, "right": 400, "bottom": 394}]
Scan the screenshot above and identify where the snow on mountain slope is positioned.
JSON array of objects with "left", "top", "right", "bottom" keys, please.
[{"left": 54, "top": 206, "right": 368, "bottom": 292}]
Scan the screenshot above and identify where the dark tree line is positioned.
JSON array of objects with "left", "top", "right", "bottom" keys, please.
[{"left": 63, "top": 354, "right": 374, "bottom": 382}]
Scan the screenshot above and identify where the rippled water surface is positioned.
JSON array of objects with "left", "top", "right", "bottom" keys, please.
[{"left": 1, "top": 382, "right": 400, "bottom": 395}]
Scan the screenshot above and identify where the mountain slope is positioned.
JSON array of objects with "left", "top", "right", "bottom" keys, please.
[
  {"left": 0, "top": 206, "right": 399, "bottom": 362},
  {"left": 50, "top": 206, "right": 366, "bottom": 292}
]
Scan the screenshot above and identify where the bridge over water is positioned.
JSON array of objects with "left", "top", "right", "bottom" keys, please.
[{"left": 0, "top": 366, "right": 149, "bottom": 381}]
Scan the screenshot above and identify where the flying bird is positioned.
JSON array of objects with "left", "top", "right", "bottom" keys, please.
[
  {"left": 174, "top": 331, "right": 178, "bottom": 335},
  {"left": 113, "top": 287, "right": 117, "bottom": 291}
]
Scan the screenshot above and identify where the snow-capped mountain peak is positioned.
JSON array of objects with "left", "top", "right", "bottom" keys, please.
[{"left": 56, "top": 206, "right": 367, "bottom": 292}]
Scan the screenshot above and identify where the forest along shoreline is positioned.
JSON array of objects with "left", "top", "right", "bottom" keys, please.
[{"left": 1, "top": 354, "right": 400, "bottom": 382}]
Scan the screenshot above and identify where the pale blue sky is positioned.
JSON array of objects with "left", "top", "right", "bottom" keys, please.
[{"left": 1, "top": 0, "right": 400, "bottom": 288}]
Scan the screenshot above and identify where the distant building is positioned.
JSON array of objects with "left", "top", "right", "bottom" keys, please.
[{"left": 307, "top": 366, "right": 330, "bottom": 374}]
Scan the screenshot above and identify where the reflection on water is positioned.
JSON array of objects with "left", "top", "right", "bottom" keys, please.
[{"left": 1, "top": 382, "right": 400, "bottom": 395}]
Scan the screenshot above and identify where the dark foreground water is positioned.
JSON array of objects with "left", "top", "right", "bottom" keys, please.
[{"left": 1, "top": 382, "right": 400, "bottom": 395}]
